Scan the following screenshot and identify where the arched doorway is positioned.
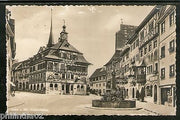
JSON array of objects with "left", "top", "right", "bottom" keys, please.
[
  {"left": 34, "top": 84, "right": 36, "bottom": 90},
  {"left": 30, "top": 84, "right": 32, "bottom": 90},
  {"left": 132, "top": 88, "right": 135, "bottom": 98},
  {"left": 154, "top": 85, "right": 157, "bottom": 103}
]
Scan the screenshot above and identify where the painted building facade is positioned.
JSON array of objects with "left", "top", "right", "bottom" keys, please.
[{"left": 12, "top": 11, "right": 91, "bottom": 95}]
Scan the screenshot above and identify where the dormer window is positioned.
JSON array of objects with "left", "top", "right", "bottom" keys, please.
[{"left": 64, "top": 43, "right": 70, "bottom": 47}]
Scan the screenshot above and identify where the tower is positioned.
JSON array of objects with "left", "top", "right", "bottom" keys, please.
[
  {"left": 47, "top": 8, "right": 54, "bottom": 48},
  {"left": 59, "top": 19, "right": 68, "bottom": 42}
]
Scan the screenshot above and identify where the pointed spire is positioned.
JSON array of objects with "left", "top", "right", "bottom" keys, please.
[
  {"left": 62, "top": 19, "right": 66, "bottom": 32},
  {"left": 47, "top": 8, "right": 54, "bottom": 47}
]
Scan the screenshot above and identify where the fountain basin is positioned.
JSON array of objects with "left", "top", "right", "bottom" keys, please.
[{"left": 92, "top": 100, "right": 136, "bottom": 108}]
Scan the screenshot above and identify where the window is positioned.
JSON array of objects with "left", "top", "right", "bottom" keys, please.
[
  {"left": 50, "top": 83, "right": 53, "bottom": 90},
  {"left": 149, "top": 21, "right": 154, "bottom": 34},
  {"left": 155, "top": 63, "right": 158, "bottom": 73},
  {"left": 161, "top": 21, "right": 165, "bottom": 34},
  {"left": 140, "top": 50, "right": 143, "bottom": 57},
  {"left": 154, "top": 40, "right": 157, "bottom": 48},
  {"left": 47, "top": 61, "right": 53, "bottom": 70},
  {"left": 169, "top": 64, "right": 175, "bottom": 77},
  {"left": 169, "top": 40, "right": 175, "bottom": 52},
  {"left": 62, "top": 85, "right": 64, "bottom": 90},
  {"left": 144, "top": 46, "right": 147, "bottom": 55},
  {"left": 133, "top": 42, "right": 136, "bottom": 49},
  {"left": 62, "top": 74, "right": 65, "bottom": 79},
  {"left": 149, "top": 43, "right": 152, "bottom": 51},
  {"left": 136, "top": 39, "right": 139, "bottom": 47},
  {"left": 140, "top": 30, "right": 144, "bottom": 41},
  {"left": 161, "top": 46, "right": 165, "bottom": 58},
  {"left": 169, "top": 11, "right": 175, "bottom": 26},
  {"left": 71, "top": 74, "right": 74, "bottom": 79},
  {"left": 54, "top": 84, "right": 58, "bottom": 90},
  {"left": 161, "top": 68, "right": 165, "bottom": 79}
]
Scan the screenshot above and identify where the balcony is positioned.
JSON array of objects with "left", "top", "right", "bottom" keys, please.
[
  {"left": 169, "top": 47, "right": 175, "bottom": 53},
  {"left": 139, "top": 31, "right": 158, "bottom": 49},
  {"left": 137, "top": 75, "right": 146, "bottom": 83}
]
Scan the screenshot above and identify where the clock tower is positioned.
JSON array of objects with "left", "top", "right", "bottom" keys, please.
[{"left": 59, "top": 20, "right": 68, "bottom": 42}]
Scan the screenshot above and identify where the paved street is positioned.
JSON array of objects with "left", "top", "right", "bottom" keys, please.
[{"left": 7, "top": 92, "right": 171, "bottom": 115}]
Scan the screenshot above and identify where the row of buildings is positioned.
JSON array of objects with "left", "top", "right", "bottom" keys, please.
[
  {"left": 90, "top": 5, "right": 176, "bottom": 107},
  {"left": 12, "top": 10, "right": 91, "bottom": 95},
  {"left": 6, "top": 9, "right": 16, "bottom": 98}
]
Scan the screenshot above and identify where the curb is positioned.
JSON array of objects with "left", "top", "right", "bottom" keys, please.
[
  {"left": 142, "top": 108, "right": 160, "bottom": 115},
  {"left": 8, "top": 102, "right": 24, "bottom": 108},
  {"left": 85, "top": 106, "right": 143, "bottom": 111}
]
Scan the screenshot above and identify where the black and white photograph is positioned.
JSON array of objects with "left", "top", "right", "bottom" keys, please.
[{"left": 6, "top": 5, "right": 176, "bottom": 116}]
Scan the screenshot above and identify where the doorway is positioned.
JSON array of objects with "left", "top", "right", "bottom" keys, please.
[{"left": 66, "top": 84, "right": 70, "bottom": 94}]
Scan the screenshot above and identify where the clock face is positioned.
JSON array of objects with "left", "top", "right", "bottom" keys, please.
[{"left": 62, "top": 34, "right": 67, "bottom": 40}]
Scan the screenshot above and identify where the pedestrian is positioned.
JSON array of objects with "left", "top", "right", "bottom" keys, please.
[
  {"left": 140, "top": 87, "right": 145, "bottom": 102},
  {"left": 136, "top": 90, "right": 140, "bottom": 100}
]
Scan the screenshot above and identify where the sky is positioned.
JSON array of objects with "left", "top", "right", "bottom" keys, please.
[{"left": 7, "top": 5, "right": 154, "bottom": 76}]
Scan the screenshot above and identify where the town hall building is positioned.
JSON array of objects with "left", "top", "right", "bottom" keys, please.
[{"left": 12, "top": 10, "right": 91, "bottom": 95}]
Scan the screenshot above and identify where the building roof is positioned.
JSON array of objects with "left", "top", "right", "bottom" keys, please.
[
  {"left": 51, "top": 40, "right": 81, "bottom": 53},
  {"left": 104, "top": 50, "right": 121, "bottom": 66},
  {"left": 75, "top": 55, "right": 91, "bottom": 65},
  {"left": 127, "top": 5, "right": 162, "bottom": 44},
  {"left": 12, "top": 62, "right": 22, "bottom": 70},
  {"left": 89, "top": 67, "right": 107, "bottom": 79}
]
